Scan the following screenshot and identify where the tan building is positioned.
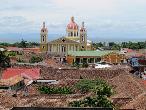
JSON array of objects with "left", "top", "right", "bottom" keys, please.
[
  {"left": 102, "top": 52, "right": 126, "bottom": 64},
  {"left": 40, "top": 17, "right": 92, "bottom": 55},
  {"left": 67, "top": 51, "right": 126, "bottom": 65}
]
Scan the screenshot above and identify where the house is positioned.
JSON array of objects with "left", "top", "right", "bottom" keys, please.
[
  {"left": 1, "top": 68, "right": 41, "bottom": 80},
  {"left": 23, "top": 48, "right": 40, "bottom": 53},
  {"left": 67, "top": 51, "right": 113, "bottom": 65},
  {"left": 0, "top": 75, "right": 25, "bottom": 91},
  {"left": 6, "top": 47, "right": 23, "bottom": 53},
  {"left": 102, "top": 52, "right": 126, "bottom": 64}
]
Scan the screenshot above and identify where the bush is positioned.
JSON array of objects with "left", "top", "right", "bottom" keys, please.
[
  {"left": 72, "top": 61, "right": 80, "bottom": 68},
  {"left": 70, "top": 79, "right": 114, "bottom": 108},
  {"left": 82, "top": 62, "right": 88, "bottom": 68},
  {"left": 29, "top": 56, "right": 43, "bottom": 63},
  {"left": 69, "top": 96, "right": 114, "bottom": 108},
  {"left": 75, "top": 79, "right": 95, "bottom": 93},
  {"left": 8, "top": 52, "right": 16, "bottom": 56},
  {"left": 38, "top": 86, "right": 73, "bottom": 94},
  {"left": 17, "top": 58, "right": 24, "bottom": 63}
]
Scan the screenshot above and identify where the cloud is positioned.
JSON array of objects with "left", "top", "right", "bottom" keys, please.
[
  {"left": 0, "top": 16, "right": 37, "bottom": 33},
  {"left": 0, "top": 0, "right": 146, "bottom": 41}
]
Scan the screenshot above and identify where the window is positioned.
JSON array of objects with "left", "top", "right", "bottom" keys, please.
[
  {"left": 88, "top": 58, "right": 94, "bottom": 63},
  {"left": 82, "top": 35, "right": 84, "bottom": 41},
  {"left": 71, "top": 32, "right": 73, "bottom": 36},
  {"left": 95, "top": 58, "right": 101, "bottom": 62},
  {"left": 74, "top": 33, "right": 76, "bottom": 36},
  {"left": 43, "top": 36, "right": 45, "bottom": 42}
]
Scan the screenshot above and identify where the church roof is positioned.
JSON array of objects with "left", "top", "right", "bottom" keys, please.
[
  {"left": 67, "top": 51, "right": 114, "bottom": 57},
  {"left": 48, "top": 37, "right": 80, "bottom": 44}
]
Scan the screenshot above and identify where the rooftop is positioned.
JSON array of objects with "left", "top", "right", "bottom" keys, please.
[
  {"left": 67, "top": 51, "right": 117, "bottom": 57},
  {"left": 0, "top": 75, "right": 23, "bottom": 86},
  {"left": 2, "top": 68, "right": 41, "bottom": 80}
]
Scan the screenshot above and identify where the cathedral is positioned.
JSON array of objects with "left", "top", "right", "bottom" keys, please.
[{"left": 40, "top": 17, "right": 92, "bottom": 54}]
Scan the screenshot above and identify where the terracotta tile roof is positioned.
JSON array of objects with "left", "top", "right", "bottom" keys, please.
[
  {"left": 6, "top": 47, "right": 23, "bottom": 51},
  {"left": 0, "top": 75, "right": 23, "bottom": 86},
  {"left": 23, "top": 48, "right": 40, "bottom": 53},
  {"left": 122, "top": 48, "right": 134, "bottom": 53},
  {"left": 2, "top": 68, "right": 41, "bottom": 80}
]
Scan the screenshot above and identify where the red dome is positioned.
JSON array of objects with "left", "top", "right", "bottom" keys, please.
[{"left": 67, "top": 17, "right": 79, "bottom": 30}]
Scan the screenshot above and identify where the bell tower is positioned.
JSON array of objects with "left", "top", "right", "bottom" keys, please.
[
  {"left": 40, "top": 22, "right": 48, "bottom": 52},
  {"left": 80, "top": 22, "right": 87, "bottom": 51}
]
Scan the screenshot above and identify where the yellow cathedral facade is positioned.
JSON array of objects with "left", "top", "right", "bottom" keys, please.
[{"left": 40, "top": 17, "right": 92, "bottom": 54}]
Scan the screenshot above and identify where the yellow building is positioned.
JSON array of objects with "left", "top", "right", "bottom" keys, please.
[
  {"left": 40, "top": 22, "right": 48, "bottom": 52},
  {"left": 40, "top": 17, "right": 92, "bottom": 54}
]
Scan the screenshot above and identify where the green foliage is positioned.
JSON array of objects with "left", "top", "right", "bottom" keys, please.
[
  {"left": 70, "top": 79, "right": 114, "bottom": 108},
  {"left": 82, "top": 62, "right": 88, "bottom": 68},
  {"left": 0, "top": 51, "right": 10, "bottom": 68},
  {"left": 29, "top": 56, "right": 43, "bottom": 63},
  {"left": 121, "top": 41, "right": 146, "bottom": 49},
  {"left": 75, "top": 79, "right": 112, "bottom": 95},
  {"left": 38, "top": 86, "right": 73, "bottom": 94},
  {"left": 0, "top": 40, "right": 39, "bottom": 48},
  {"left": 8, "top": 52, "right": 16, "bottom": 56},
  {"left": 73, "top": 61, "right": 80, "bottom": 68},
  {"left": 92, "top": 42, "right": 104, "bottom": 49},
  {"left": 75, "top": 79, "right": 95, "bottom": 93},
  {"left": 69, "top": 96, "right": 114, "bottom": 108},
  {"left": 17, "top": 58, "right": 24, "bottom": 63}
]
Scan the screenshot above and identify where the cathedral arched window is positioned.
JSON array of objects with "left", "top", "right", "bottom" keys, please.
[
  {"left": 71, "top": 32, "right": 73, "bottom": 36},
  {"left": 43, "top": 36, "right": 45, "bottom": 42},
  {"left": 82, "top": 35, "right": 84, "bottom": 41},
  {"left": 74, "top": 33, "right": 76, "bottom": 36}
]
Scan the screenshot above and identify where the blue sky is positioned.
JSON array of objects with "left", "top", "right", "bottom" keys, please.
[{"left": 0, "top": 0, "right": 146, "bottom": 43}]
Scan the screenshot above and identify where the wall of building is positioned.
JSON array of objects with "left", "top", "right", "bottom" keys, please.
[
  {"left": 66, "top": 56, "right": 101, "bottom": 65},
  {"left": 66, "top": 56, "right": 74, "bottom": 65},
  {"left": 102, "top": 53, "right": 125, "bottom": 64}
]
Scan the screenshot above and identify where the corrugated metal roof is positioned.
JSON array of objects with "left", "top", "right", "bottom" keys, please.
[{"left": 67, "top": 51, "right": 115, "bottom": 57}]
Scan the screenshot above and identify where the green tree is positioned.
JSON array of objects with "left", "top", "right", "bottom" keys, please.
[
  {"left": 19, "top": 39, "right": 27, "bottom": 48},
  {"left": 71, "top": 79, "right": 114, "bottom": 108},
  {"left": 92, "top": 42, "right": 103, "bottom": 49},
  {"left": 29, "top": 56, "right": 43, "bottom": 63},
  {"left": 0, "top": 51, "right": 10, "bottom": 68}
]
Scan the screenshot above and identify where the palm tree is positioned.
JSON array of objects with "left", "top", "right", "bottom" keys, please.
[{"left": 0, "top": 51, "right": 10, "bottom": 68}]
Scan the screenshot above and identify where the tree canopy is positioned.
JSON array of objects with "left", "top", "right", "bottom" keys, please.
[{"left": 0, "top": 51, "right": 10, "bottom": 68}]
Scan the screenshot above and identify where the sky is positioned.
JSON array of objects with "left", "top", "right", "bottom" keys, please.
[{"left": 0, "top": 0, "right": 146, "bottom": 43}]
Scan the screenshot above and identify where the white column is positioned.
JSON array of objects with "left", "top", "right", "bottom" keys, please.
[{"left": 94, "top": 58, "right": 95, "bottom": 63}]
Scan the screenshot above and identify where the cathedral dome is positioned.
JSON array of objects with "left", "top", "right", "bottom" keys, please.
[{"left": 67, "top": 17, "right": 79, "bottom": 30}]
